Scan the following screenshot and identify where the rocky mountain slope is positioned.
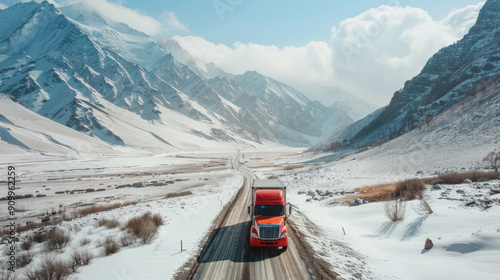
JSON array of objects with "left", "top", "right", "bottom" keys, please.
[
  {"left": 0, "top": 1, "right": 356, "bottom": 149},
  {"left": 316, "top": 0, "right": 500, "bottom": 150}
]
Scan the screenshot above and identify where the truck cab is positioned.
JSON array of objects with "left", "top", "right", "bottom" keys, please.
[{"left": 248, "top": 179, "right": 291, "bottom": 251}]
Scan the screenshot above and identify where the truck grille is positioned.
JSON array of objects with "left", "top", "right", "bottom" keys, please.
[{"left": 259, "top": 224, "right": 281, "bottom": 240}]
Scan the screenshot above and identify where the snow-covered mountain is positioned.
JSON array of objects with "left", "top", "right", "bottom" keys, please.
[
  {"left": 0, "top": 1, "right": 353, "bottom": 148},
  {"left": 0, "top": 94, "right": 113, "bottom": 154},
  {"left": 316, "top": 0, "right": 500, "bottom": 150}
]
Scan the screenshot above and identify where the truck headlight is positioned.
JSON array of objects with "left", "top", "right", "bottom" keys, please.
[
  {"left": 280, "top": 232, "right": 287, "bottom": 239},
  {"left": 251, "top": 232, "right": 258, "bottom": 239}
]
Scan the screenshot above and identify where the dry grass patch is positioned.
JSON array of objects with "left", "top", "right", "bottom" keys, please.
[
  {"left": 338, "top": 179, "right": 425, "bottom": 204},
  {"left": 339, "top": 183, "right": 398, "bottom": 204},
  {"left": 394, "top": 179, "right": 425, "bottom": 200},
  {"left": 430, "top": 171, "right": 499, "bottom": 184},
  {"left": 165, "top": 191, "right": 192, "bottom": 199},
  {"left": 77, "top": 203, "right": 121, "bottom": 216},
  {"left": 122, "top": 200, "right": 133, "bottom": 206}
]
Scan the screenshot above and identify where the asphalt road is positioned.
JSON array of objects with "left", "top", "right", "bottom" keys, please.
[{"left": 192, "top": 153, "right": 309, "bottom": 280}]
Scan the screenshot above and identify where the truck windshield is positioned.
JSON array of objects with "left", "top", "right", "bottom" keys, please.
[{"left": 254, "top": 205, "right": 284, "bottom": 216}]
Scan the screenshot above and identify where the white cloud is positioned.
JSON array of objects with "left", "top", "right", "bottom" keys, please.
[
  {"left": 329, "top": 3, "right": 484, "bottom": 106},
  {"left": 441, "top": 2, "right": 485, "bottom": 37},
  {"left": 174, "top": 3, "right": 483, "bottom": 107},
  {"left": 173, "top": 36, "right": 333, "bottom": 91},
  {"left": 75, "top": 0, "right": 189, "bottom": 36},
  {"left": 78, "top": 0, "right": 162, "bottom": 36},
  {"left": 161, "top": 10, "right": 189, "bottom": 35}
]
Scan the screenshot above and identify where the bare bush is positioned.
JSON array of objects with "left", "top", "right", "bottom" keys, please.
[
  {"left": 44, "top": 228, "right": 71, "bottom": 251},
  {"left": 31, "top": 231, "right": 48, "bottom": 243},
  {"left": 483, "top": 151, "right": 499, "bottom": 172},
  {"left": 24, "top": 257, "right": 70, "bottom": 280},
  {"left": 138, "top": 220, "right": 157, "bottom": 244},
  {"left": 150, "top": 213, "right": 164, "bottom": 227},
  {"left": 120, "top": 233, "right": 136, "bottom": 247},
  {"left": 0, "top": 263, "right": 17, "bottom": 280},
  {"left": 79, "top": 237, "right": 91, "bottom": 246},
  {"left": 103, "top": 236, "right": 120, "bottom": 256},
  {"left": 415, "top": 198, "right": 434, "bottom": 215},
  {"left": 125, "top": 212, "right": 163, "bottom": 244},
  {"left": 16, "top": 251, "right": 35, "bottom": 268},
  {"left": 394, "top": 179, "right": 425, "bottom": 200},
  {"left": 96, "top": 218, "right": 121, "bottom": 228},
  {"left": 20, "top": 236, "right": 33, "bottom": 250},
  {"left": 384, "top": 198, "right": 407, "bottom": 222},
  {"left": 69, "top": 250, "right": 93, "bottom": 272}
]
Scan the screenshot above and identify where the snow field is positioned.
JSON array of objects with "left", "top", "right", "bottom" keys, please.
[
  {"left": 77, "top": 173, "right": 242, "bottom": 279},
  {"left": 282, "top": 167, "right": 500, "bottom": 280},
  {"left": 0, "top": 148, "right": 244, "bottom": 280}
]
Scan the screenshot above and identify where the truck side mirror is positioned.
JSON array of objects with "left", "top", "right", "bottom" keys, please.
[{"left": 286, "top": 203, "right": 292, "bottom": 217}]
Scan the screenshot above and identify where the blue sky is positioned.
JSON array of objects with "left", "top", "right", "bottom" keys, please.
[
  {"left": 92, "top": 0, "right": 483, "bottom": 46},
  {"left": 0, "top": 0, "right": 486, "bottom": 105},
  {"left": 0, "top": 0, "right": 484, "bottom": 46}
]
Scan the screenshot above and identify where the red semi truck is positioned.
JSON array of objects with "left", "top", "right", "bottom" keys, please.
[{"left": 247, "top": 179, "right": 292, "bottom": 251}]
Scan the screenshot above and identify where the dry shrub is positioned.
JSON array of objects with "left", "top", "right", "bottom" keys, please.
[
  {"left": 20, "top": 236, "right": 33, "bottom": 250},
  {"left": 120, "top": 232, "right": 136, "bottom": 247},
  {"left": 0, "top": 263, "right": 17, "bottom": 280},
  {"left": 16, "top": 251, "right": 35, "bottom": 268},
  {"left": 79, "top": 237, "right": 91, "bottom": 246},
  {"left": 24, "top": 257, "right": 70, "bottom": 280},
  {"left": 415, "top": 198, "right": 434, "bottom": 215},
  {"left": 44, "top": 228, "right": 71, "bottom": 251},
  {"left": 384, "top": 198, "right": 407, "bottom": 222},
  {"left": 31, "top": 231, "right": 48, "bottom": 243},
  {"left": 69, "top": 250, "right": 93, "bottom": 272},
  {"left": 394, "top": 179, "right": 425, "bottom": 200},
  {"left": 77, "top": 205, "right": 108, "bottom": 216},
  {"left": 125, "top": 212, "right": 163, "bottom": 244},
  {"left": 96, "top": 218, "right": 121, "bottom": 228},
  {"left": 103, "top": 236, "right": 120, "bottom": 256},
  {"left": 151, "top": 213, "right": 164, "bottom": 227},
  {"left": 137, "top": 220, "right": 157, "bottom": 244}
]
